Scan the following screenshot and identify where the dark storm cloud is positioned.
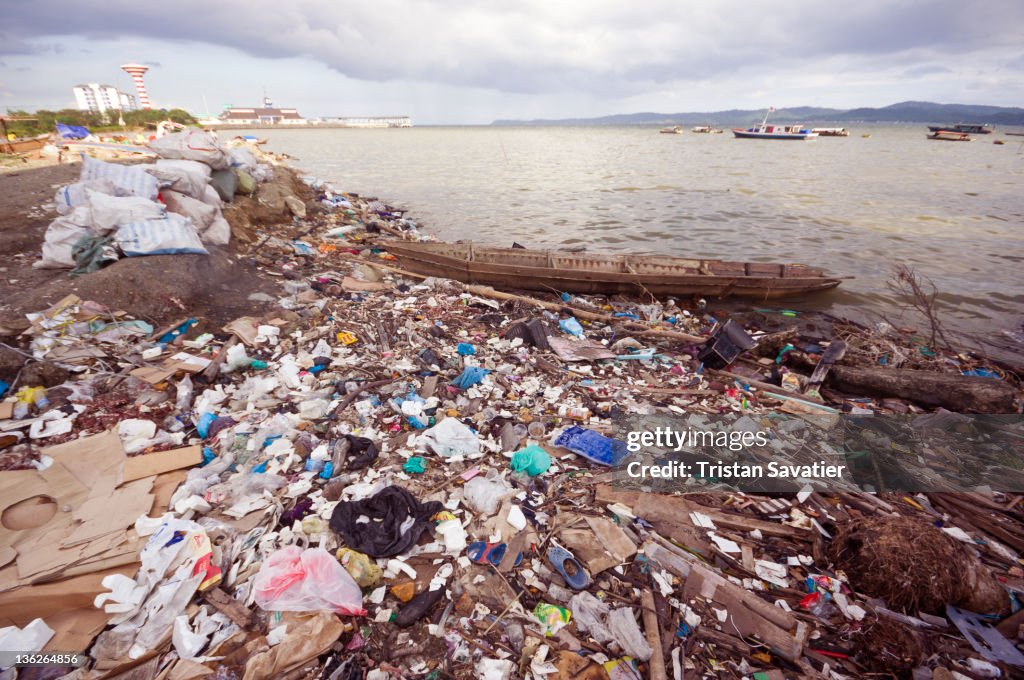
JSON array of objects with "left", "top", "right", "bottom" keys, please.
[{"left": 3, "top": 0, "right": 1023, "bottom": 95}]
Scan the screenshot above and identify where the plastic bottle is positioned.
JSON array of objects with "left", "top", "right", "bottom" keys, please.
[{"left": 558, "top": 405, "right": 590, "bottom": 421}]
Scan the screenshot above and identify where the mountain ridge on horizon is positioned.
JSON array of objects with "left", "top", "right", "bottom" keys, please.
[{"left": 491, "top": 101, "right": 1024, "bottom": 126}]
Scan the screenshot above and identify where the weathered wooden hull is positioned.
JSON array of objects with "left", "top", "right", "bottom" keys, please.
[
  {"left": 2, "top": 136, "right": 47, "bottom": 154},
  {"left": 385, "top": 242, "right": 843, "bottom": 299}
]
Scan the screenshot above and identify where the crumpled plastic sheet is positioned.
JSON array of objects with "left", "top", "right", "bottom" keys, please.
[{"left": 253, "top": 546, "right": 365, "bottom": 616}]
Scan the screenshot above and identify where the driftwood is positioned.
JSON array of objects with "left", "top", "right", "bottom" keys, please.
[
  {"left": 466, "top": 285, "right": 707, "bottom": 343},
  {"left": 828, "top": 366, "right": 1018, "bottom": 413}
]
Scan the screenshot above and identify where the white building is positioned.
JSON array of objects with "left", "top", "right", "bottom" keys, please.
[{"left": 72, "top": 83, "right": 138, "bottom": 115}]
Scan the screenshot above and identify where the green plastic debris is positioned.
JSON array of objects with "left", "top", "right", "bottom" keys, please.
[
  {"left": 511, "top": 444, "right": 552, "bottom": 476},
  {"left": 403, "top": 456, "right": 427, "bottom": 474}
]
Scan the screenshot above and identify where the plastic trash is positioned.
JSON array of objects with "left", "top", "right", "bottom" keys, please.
[
  {"left": 559, "top": 317, "right": 584, "bottom": 337},
  {"left": 554, "top": 426, "right": 630, "bottom": 466},
  {"left": 476, "top": 658, "right": 515, "bottom": 680},
  {"left": 336, "top": 548, "right": 383, "bottom": 588},
  {"left": 534, "top": 602, "right": 572, "bottom": 636},
  {"left": 253, "top": 546, "right": 365, "bottom": 616},
  {"left": 88, "top": 190, "right": 166, "bottom": 233},
  {"left": 421, "top": 418, "right": 480, "bottom": 458},
  {"left": 463, "top": 475, "right": 511, "bottom": 515},
  {"left": 403, "top": 456, "right": 427, "bottom": 473},
  {"left": 698, "top": 319, "right": 756, "bottom": 369},
  {"left": 570, "top": 591, "right": 614, "bottom": 642},
  {"left": 510, "top": 444, "right": 552, "bottom": 476},
  {"left": 456, "top": 342, "right": 476, "bottom": 355},
  {"left": 548, "top": 545, "right": 590, "bottom": 590},
  {"left": 115, "top": 214, "right": 208, "bottom": 257},
  {"left": 452, "top": 366, "right": 489, "bottom": 389},
  {"left": 607, "top": 607, "right": 653, "bottom": 661}
]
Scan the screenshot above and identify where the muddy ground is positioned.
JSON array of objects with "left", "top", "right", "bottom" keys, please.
[{"left": 0, "top": 160, "right": 285, "bottom": 333}]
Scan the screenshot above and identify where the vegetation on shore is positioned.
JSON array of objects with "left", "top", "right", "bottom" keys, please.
[{"left": 4, "top": 108, "right": 197, "bottom": 137}]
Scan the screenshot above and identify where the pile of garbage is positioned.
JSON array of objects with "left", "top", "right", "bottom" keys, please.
[
  {"left": 1, "top": 162, "right": 1023, "bottom": 679},
  {"left": 34, "top": 129, "right": 295, "bottom": 273}
]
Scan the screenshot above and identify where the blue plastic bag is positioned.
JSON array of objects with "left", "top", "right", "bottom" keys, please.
[
  {"left": 559, "top": 318, "right": 584, "bottom": 337},
  {"left": 457, "top": 343, "right": 476, "bottom": 356},
  {"left": 452, "top": 366, "right": 489, "bottom": 389},
  {"left": 554, "top": 426, "right": 629, "bottom": 466}
]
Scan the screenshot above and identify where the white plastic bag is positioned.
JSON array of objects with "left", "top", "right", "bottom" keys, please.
[
  {"left": 421, "top": 417, "right": 480, "bottom": 458},
  {"left": 162, "top": 189, "right": 217, "bottom": 234},
  {"left": 115, "top": 214, "right": 208, "bottom": 257},
  {"left": 462, "top": 475, "right": 511, "bottom": 515},
  {"left": 80, "top": 155, "right": 160, "bottom": 199},
  {"left": 204, "top": 216, "right": 231, "bottom": 245},
  {"left": 253, "top": 546, "right": 365, "bottom": 616},
  {"left": 89, "top": 190, "right": 166, "bottom": 234},
  {"left": 55, "top": 178, "right": 118, "bottom": 214},
  {"left": 145, "top": 159, "right": 211, "bottom": 199},
  {"left": 200, "top": 184, "right": 222, "bottom": 207},
  {"left": 227, "top": 146, "right": 258, "bottom": 171},
  {"left": 148, "top": 129, "right": 229, "bottom": 169},
  {"left": 34, "top": 207, "right": 94, "bottom": 269}
]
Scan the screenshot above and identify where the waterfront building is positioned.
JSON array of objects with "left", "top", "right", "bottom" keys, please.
[{"left": 72, "top": 83, "right": 138, "bottom": 114}]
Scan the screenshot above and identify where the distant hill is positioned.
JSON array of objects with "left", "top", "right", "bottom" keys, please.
[{"left": 492, "top": 101, "right": 1024, "bottom": 126}]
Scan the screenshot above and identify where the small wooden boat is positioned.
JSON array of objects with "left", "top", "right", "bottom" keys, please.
[
  {"left": 2, "top": 134, "right": 49, "bottom": 154},
  {"left": 928, "top": 131, "right": 971, "bottom": 141},
  {"left": 384, "top": 241, "right": 843, "bottom": 299},
  {"left": 659, "top": 126, "right": 683, "bottom": 134}
]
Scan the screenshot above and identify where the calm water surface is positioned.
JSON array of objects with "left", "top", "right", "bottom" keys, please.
[{"left": 243, "top": 126, "right": 1024, "bottom": 361}]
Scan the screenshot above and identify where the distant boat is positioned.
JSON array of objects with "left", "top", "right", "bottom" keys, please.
[
  {"left": 733, "top": 108, "right": 818, "bottom": 140},
  {"left": 691, "top": 125, "right": 725, "bottom": 134},
  {"left": 659, "top": 126, "right": 683, "bottom": 134},
  {"left": 811, "top": 127, "right": 849, "bottom": 137},
  {"left": 2, "top": 133, "right": 49, "bottom": 154},
  {"left": 927, "top": 130, "right": 971, "bottom": 141},
  {"left": 928, "top": 123, "right": 992, "bottom": 134}
]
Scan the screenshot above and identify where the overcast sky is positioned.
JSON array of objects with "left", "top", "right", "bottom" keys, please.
[{"left": 2, "top": 0, "right": 1022, "bottom": 124}]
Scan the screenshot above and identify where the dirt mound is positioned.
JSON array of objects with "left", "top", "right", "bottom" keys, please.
[
  {"left": 829, "top": 515, "right": 1009, "bottom": 615},
  {"left": 3, "top": 248, "right": 280, "bottom": 327},
  {"left": 0, "top": 161, "right": 311, "bottom": 329}
]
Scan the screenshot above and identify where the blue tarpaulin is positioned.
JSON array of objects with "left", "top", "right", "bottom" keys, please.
[{"left": 56, "top": 123, "right": 90, "bottom": 139}]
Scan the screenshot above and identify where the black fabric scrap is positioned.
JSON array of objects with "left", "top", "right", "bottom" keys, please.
[{"left": 329, "top": 486, "right": 442, "bottom": 558}]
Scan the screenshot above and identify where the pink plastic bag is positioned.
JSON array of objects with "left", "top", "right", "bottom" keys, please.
[{"left": 253, "top": 546, "right": 366, "bottom": 616}]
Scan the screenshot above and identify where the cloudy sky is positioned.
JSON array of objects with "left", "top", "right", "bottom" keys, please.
[{"left": 2, "top": 0, "right": 1022, "bottom": 124}]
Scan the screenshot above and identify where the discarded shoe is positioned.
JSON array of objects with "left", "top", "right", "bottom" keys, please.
[
  {"left": 394, "top": 585, "right": 445, "bottom": 628},
  {"left": 547, "top": 544, "right": 590, "bottom": 590},
  {"left": 467, "top": 541, "right": 523, "bottom": 567}
]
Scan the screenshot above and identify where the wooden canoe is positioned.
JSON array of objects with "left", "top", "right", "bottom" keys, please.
[{"left": 384, "top": 241, "right": 843, "bottom": 298}]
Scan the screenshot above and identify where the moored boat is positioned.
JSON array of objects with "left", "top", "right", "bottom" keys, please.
[
  {"left": 659, "top": 126, "right": 683, "bottom": 134},
  {"left": 732, "top": 108, "right": 817, "bottom": 140},
  {"left": 2, "top": 133, "right": 49, "bottom": 154},
  {"left": 811, "top": 127, "right": 849, "bottom": 137},
  {"left": 928, "top": 123, "right": 992, "bottom": 134},
  {"left": 384, "top": 241, "right": 843, "bottom": 299},
  {"left": 928, "top": 130, "right": 971, "bottom": 141}
]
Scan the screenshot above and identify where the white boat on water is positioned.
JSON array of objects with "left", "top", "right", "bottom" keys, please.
[
  {"left": 732, "top": 108, "right": 817, "bottom": 140},
  {"left": 811, "top": 127, "right": 849, "bottom": 137}
]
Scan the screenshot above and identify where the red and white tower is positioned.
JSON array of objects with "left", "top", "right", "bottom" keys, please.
[{"left": 120, "top": 63, "right": 151, "bottom": 109}]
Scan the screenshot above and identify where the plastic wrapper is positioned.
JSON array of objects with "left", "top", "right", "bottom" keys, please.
[
  {"left": 421, "top": 417, "right": 480, "bottom": 458},
  {"left": 253, "top": 546, "right": 365, "bottom": 616}
]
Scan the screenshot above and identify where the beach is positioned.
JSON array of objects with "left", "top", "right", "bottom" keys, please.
[{"left": 0, "top": 137, "right": 1022, "bottom": 679}]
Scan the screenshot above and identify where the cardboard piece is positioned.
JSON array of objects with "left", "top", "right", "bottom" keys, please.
[
  {"left": 130, "top": 365, "right": 177, "bottom": 385},
  {"left": 62, "top": 477, "right": 154, "bottom": 547},
  {"left": 0, "top": 400, "right": 13, "bottom": 420},
  {"left": 124, "top": 445, "right": 203, "bottom": 482},
  {"left": 44, "top": 429, "right": 126, "bottom": 491},
  {"left": 548, "top": 336, "right": 616, "bottom": 362}
]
